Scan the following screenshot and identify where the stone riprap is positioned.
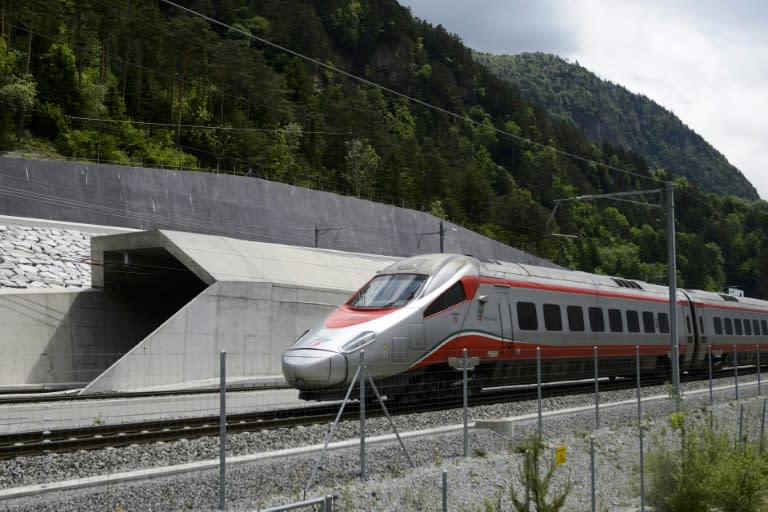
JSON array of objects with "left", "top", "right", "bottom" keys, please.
[{"left": 0, "top": 224, "right": 94, "bottom": 289}]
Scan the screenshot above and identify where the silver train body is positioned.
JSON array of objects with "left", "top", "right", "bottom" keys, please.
[{"left": 282, "top": 253, "right": 768, "bottom": 401}]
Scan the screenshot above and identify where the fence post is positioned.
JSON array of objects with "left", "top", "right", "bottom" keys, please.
[
  {"left": 536, "top": 347, "right": 542, "bottom": 438},
  {"left": 708, "top": 345, "right": 713, "bottom": 405},
  {"left": 360, "top": 350, "right": 367, "bottom": 480},
  {"left": 757, "top": 344, "right": 762, "bottom": 396},
  {"left": 760, "top": 398, "right": 766, "bottom": 454},
  {"left": 734, "top": 344, "right": 739, "bottom": 402},
  {"left": 219, "top": 350, "right": 226, "bottom": 510},
  {"left": 590, "top": 436, "right": 596, "bottom": 512},
  {"left": 636, "top": 345, "right": 644, "bottom": 512},
  {"left": 463, "top": 348, "right": 469, "bottom": 457},
  {"left": 442, "top": 469, "right": 448, "bottom": 512},
  {"left": 594, "top": 346, "right": 600, "bottom": 430},
  {"left": 738, "top": 403, "right": 744, "bottom": 446}
]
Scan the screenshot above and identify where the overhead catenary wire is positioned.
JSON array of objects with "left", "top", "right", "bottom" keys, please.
[
  {"left": 62, "top": 115, "right": 353, "bottom": 136},
  {"left": 158, "top": 0, "right": 662, "bottom": 187}
]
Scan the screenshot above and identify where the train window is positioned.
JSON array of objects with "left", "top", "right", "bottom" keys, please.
[
  {"left": 699, "top": 317, "right": 705, "bottom": 334},
  {"left": 589, "top": 307, "right": 605, "bottom": 332},
  {"left": 744, "top": 319, "right": 752, "bottom": 335},
  {"left": 642, "top": 312, "right": 655, "bottom": 333},
  {"left": 626, "top": 310, "right": 640, "bottom": 333},
  {"left": 753, "top": 320, "right": 760, "bottom": 336},
  {"left": 735, "top": 319, "right": 743, "bottom": 336},
  {"left": 517, "top": 302, "right": 538, "bottom": 330},
  {"left": 543, "top": 304, "right": 563, "bottom": 331},
  {"left": 658, "top": 313, "right": 670, "bottom": 333},
  {"left": 685, "top": 316, "right": 692, "bottom": 334},
  {"left": 763, "top": 320, "right": 768, "bottom": 335},
  {"left": 724, "top": 318, "right": 733, "bottom": 335},
  {"left": 714, "top": 317, "right": 723, "bottom": 335},
  {"left": 352, "top": 273, "right": 428, "bottom": 308},
  {"left": 567, "top": 306, "right": 584, "bottom": 332},
  {"left": 608, "top": 309, "right": 623, "bottom": 332},
  {"left": 423, "top": 281, "right": 466, "bottom": 317}
]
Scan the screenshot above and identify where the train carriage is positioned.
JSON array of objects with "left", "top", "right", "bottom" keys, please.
[{"left": 282, "top": 253, "right": 768, "bottom": 401}]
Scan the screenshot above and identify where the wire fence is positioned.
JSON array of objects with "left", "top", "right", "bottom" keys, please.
[{"left": 1, "top": 346, "right": 767, "bottom": 511}]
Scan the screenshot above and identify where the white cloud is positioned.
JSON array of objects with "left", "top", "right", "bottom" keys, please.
[{"left": 558, "top": 0, "right": 768, "bottom": 197}]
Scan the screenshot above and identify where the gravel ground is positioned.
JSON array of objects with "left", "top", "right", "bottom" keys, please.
[{"left": 1, "top": 375, "right": 766, "bottom": 511}]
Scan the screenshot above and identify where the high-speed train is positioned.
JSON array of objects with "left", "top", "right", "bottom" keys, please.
[{"left": 282, "top": 253, "right": 768, "bottom": 401}]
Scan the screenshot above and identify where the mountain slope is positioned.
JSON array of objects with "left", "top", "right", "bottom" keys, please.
[{"left": 474, "top": 52, "right": 758, "bottom": 200}]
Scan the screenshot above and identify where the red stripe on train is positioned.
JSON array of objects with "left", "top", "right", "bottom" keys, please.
[{"left": 407, "top": 335, "right": 675, "bottom": 370}]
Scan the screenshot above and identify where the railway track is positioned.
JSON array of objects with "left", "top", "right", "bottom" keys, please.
[
  {"left": 0, "top": 403, "right": 341, "bottom": 460},
  {"left": 0, "top": 385, "right": 289, "bottom": 405},
  {"left": 0, "top": 368, "right": 757, "bottom": 460}
]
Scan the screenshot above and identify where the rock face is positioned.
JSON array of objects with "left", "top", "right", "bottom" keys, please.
[{"left": 0, "top": 224, "right": 94, "bottom": 289}]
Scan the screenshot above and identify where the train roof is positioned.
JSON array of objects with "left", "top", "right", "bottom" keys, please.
[
  {"left": 476, "top": 257, "right": 768, "bottom": 309},
  {"left": 478, "top": 258, "right": 666, "bottom": 294}
]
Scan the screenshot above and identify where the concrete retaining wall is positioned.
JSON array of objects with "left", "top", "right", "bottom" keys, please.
[{"left": 0, "top": 157, "right": 553, "bottom": 266}]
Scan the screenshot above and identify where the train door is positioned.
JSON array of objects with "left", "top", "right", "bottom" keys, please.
[
  {"left": 680, "top": 292, "right": 700, "bottom": 369},
  {"left": 495, "top": 286, "right": 514, "bottom": 353}
]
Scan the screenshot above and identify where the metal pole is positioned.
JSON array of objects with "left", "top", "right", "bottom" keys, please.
[
  {"left": 636, "top": 345, "right": 645, "bottom": 512},
  {"left": 219, "top": 350, "right": 226, "bottom": 510},
  {"left": 463, "top": 348, "right": 469, "bottom": 457},
  {"left": 360, "top": 350, "right": 367, "bottom": 480},
  {"left": 536, "top": 347, "right": 542, "bottom": 438},
  {"left": 636, "top": 346, "right": 642, "bottom": 423},
  {"left": 640, "top": 426, "right": 645, "bottom": 512},
  {"left": 760, "top": 398, "right": 766, "bottom": 454},
  {"left": 666, "top": 181, "right": 681, "bottom": 397},
  {"left": 325, "top": 495, "right": 333, "bottom": 512},
  {"left": 708, "top": 345, "right": 714, "bottom": 406},
  {"left": 439, "top": 221, "right": 445, "bottom": 253},
  {"left": 590, "top": 436, "right": 596, "bottom": 512},
  {"left": 758, "top": 344, "right": 762, "bottom": 395},
  {"left": 314, "top": 225, "right": 319, "bottom": 248},
  {"left": 442, "top": 469, "right": 448, "bottom": 512},
  {"left": 734, "top": 344, "right": 739, "bottom": 402},
  {"left": 594, "top": 346, "right": 600, "bottom": 430},
  {"left": 739, "top": 403, "right": 744, "bottom": 446}
]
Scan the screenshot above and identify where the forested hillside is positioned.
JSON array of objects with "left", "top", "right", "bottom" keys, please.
[
  {"left": 1, "top": 0, "right": 767, "bottom": 297},
  {"left": 474, "top": 52, "right": 758, "bottom": 201}
]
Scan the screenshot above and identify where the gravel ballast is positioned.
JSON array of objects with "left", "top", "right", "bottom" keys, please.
[{"left": 1, "top": 376, "right": 765, "bottom": 511}]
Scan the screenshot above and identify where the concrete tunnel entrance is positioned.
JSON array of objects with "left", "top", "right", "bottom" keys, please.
[
  {"left": 102, "top": 247, "right": 208, "bottom": 335},
  {"left": 79, "top": 247, "right": 210, "bottom": 389},
  {"left": 80, "top": 229, "right": 399, "bottom": 393}
]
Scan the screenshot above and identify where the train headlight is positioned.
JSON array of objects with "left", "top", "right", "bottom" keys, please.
[{"left": 341, "top": 331, "right": 377, "bottom": 353}]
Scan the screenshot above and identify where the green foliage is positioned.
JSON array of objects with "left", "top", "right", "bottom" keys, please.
[
  {"left": 501, "top": 436, "right": 572, "bottom": 512},
  {"left": 647, "top": 409, "right": 768, "bottom": 512},
  {"left": 0, "top": 76, "right": 36, "bottom": 114},
  {"left": 2, "top": 0, "right": 768, "bottom": 298}
]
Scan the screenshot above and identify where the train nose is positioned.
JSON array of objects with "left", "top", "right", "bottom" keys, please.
[{"left": 282, "top": 349, "right": 348, "bottom": 389}]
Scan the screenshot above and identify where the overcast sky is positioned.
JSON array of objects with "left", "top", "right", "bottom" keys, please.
[{"left": 399, "top": 0, "right": 768, "bottom": 199}]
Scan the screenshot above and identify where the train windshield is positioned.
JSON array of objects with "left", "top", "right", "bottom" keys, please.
[{"left": 348, "top": 274, "right": 427, "bottom": 308}]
